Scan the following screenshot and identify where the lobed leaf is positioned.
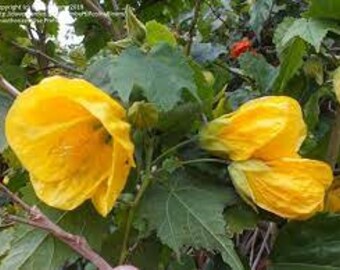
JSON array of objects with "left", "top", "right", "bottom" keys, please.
[
  {"left": 135, "top": 170, "right": 244, "bottom": 270},
  {"left": 85, "top": 44, "right": 198, "bottom": 111}
]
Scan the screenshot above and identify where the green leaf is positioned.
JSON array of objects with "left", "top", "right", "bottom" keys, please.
[
  {"left": 0, "top": 65, "right": 26, "bottom": 90},
  {"left": 249, "top": 0, "right": 273, "bottom": 38},
  {"left": 188, "top": 60, "right": 214, "bottom": 107},
  {"left": 145, "top": 20, "right": 176, "bottom": 47},
  {"left": 226, "top": 88, "right": 261, "bottom": 111},
  {"left": 273, "top": 38, "right": 307, "bottom": 93},
  {"left": 85, "top": 44, "right": 198, "bottom": 111},
  {"left": 274, "top": 18, "right": 340, "bottom": 52},
  {"left": 225, "top": 204, "right": 259, "bottom": 234},
  {"left": 191, "top": 43, "right": 226, "bottom": 64},
  {"left": 157, "top": 103, "right": 201, "bottom": 145},
  {"left": 74, "top": 17, "right": 111, "bottom": 58},
  {"left": 168, "top": 255, "right": 196, "bottom": 270},
  {"left": 0, "top": 92, "right": 13, "bottom": 152},
  {"left": 273, "top": 17, "right": 295, "bottom": 55},
  {"left": 238, "top": 52, "right": 278, "bottom": 92},
  {"left": 135, "top": 170, "right": 244, "bottom": 270},
  {"left": 0, "top": 187, "right": 108, "bottom": 270},
  {"left": 0, "top": 229, "right": 13, "bottom": 257},
  {"left": 303, "top": 87, "right": 331, "bottom": 130},
  {"left": 300, "top": 117, "right": 332, "bottom": 161},
  {"left": 305, "top": 0, "right": 340, "bottom": 21},
  {"left": 130, "top": 237, "right": 171, "bottom": 270},
  {"left": 269, "top": 213, "right": 340, "bottom": 270}
]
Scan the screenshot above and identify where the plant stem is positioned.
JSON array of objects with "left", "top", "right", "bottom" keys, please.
[
  {"left": 0, "top": 183, "right": 136, "bottom": 270},
  {"left": 10, "top": 41, "right": 81, "bottom": 74},
  {"left": 180, "top": 158, "right": 229, "bottom": 166},
  {"left": 0, "top": 75, "right": 20, "bottom": 97},
  {"left": 81, "top": 0, "right": 122, "bottom": 39},
  {"left": 119, "top": 139, "right": 154, "bottom": 264},
  {"left": 326, "top": 106, "right": 340, "bottom": 169},
  {"left": 251, "top": 223, "right": 273, "bottom": 270},
  {"left": 185, "top": 0, "right": 202, "bottom": 56},
  {"left": 151, "top": 136, "right": 197, "bottom": 166}
]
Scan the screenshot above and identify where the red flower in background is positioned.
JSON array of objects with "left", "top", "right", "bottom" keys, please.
[{"left": 230, "top": 38, "right": 252, "bottom": 59}]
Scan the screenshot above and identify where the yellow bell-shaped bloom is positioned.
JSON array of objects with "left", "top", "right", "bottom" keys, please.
[
  {"left": 5, "top": 76, "right": 135, "bottom": 217},
  {"left": 200, "top": 96, "right": 306, "bottom": 161},
  {"left": 229, "top": 158, "right": 332, "bottom": 219}
]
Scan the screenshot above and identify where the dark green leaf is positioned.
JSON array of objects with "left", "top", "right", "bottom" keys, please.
[
  {"left": 270, "top": 213, "right": 340, "bottom": 270},
  {"left": 191, "top": 43, "right": 226, "bottom": 64},
  {"left": 303, "top": 87, "right": 331, "bottom": 130},
  {"left": 157, "top": 103, "right": 201, "bottom": 145},
  {"left": 305, "top": 0, "right": 340, "bottom": 21},
  {"left": 130, "top": 237, "right": 171, "bottom": 270},
  {"left": 85, "top": 44, "right": 198, "bottom": 111},
  {"left": 300, "top": 116, "right": 332, "bottom": 161},
  {"left": 226, "top": 88, "right": 261, "bottom": 111},
  {"left": 238, "top": 53, "right": 278, "bottom": 92},
  {"left": 273, "top": 38, "right": 307, "bottom": 92},
  {"left": 273, "top": 17, "right": 295, "bottom": 55},
  {"left": 274, "top": 18, "right": 340, "bottom": 52},
  {"left": 249, "top": 0, "right": 273, "bottom": 38},
  {"left": 74, "top": 17, "right": 111, "bottom": 58},
  {"left": 225, "top": 204, "right": 259, "bottom": 234},
  {"left": 0, "top": 92, "right": 13, "bottom": 152},
  {"left": 135, "top": 170, "right": 244, "bottom": 270},
  {"left": 0, "top": 65, "right": 26, "bottom": 90},
  {"left": 168, "top": 255, "right": 196, "bottom": 270}
]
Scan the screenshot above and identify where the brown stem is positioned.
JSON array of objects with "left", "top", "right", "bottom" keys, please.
[
  {"left": 326, "top": 106, "right": 340, "bottom": 169},
  {"left": 10, "top": 41, "right": 81, "bottom": 74},
  {"left": 81, "top": 0, "right": 122, "bottom": 39},
  {"left": 0, "top": 75, "right": 20, "bottom": 97},
  {"left": 249, "top": 228, "right": 258, "bottom": 266},
  {"left": 203, "top": 0, "right": 229, "bottom": 29},
  {"left": 0, "top": 183, "right": 138, "bottom": 270},
  {"left": 251, "top": 223, "right": 273, "bottom": 270},
  {"left": 185, "top": 0, "right": 202, "bottom": 56}
]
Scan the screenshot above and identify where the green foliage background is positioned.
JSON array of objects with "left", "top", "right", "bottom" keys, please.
[{"left": 0, "top": 0, "right": 340, "bottom": 269}]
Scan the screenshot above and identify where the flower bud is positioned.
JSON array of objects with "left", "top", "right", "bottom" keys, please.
[
  {"left": 125, "top": 5, "right": 146, "bottom": 44},
  {"left": 203, "top": 71, "right": 215, "bottom": 87},
  {"left": 303, "top": 56, "right": 323, "bottom": 85},
  {"left": 107, "top": 38, "right": 132, "bottom": 54},
  {"left": 200, "top": 96, "right": 306, "bottom": 161},
  {"left": 334, "top": 67, "right": 340, "bottom": 103},
  {"left": 128, "top": 101, "right": 159, "bottom": 129}
]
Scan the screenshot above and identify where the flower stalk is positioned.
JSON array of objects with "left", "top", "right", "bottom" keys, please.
[{"left": 0, "top": 182, "right": 137, "bottom": 270}]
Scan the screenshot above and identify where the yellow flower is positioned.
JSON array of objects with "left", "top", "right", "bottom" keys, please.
[
  {"left": 200, "top": 96, "right": 306, "bottom": 161},
  {"left": 229, "top": 158, "right": 332, "bottom": 219},
  {"left": 200, "top": 96, "right": 333, "bottom": 219},
  {"left": 325, "top": 178, "right": 340, "bottom": 213},
  {"left": 5, "top": 76, "right": 135, "bottom": 217}
]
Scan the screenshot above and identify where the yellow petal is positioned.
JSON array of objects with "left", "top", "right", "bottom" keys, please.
[
  {"left": 229, "top": 158, "right": 333, "bottom": 219},
  {"left": 5, "top": 76, "right": 135, "bottom": 216},
  {"left": 325, "top": 177, "right": 340, "bottom": 213},
  {"left": 91, "top": 140, "right": 134, "bottom": 216},
  {"left": 200, "top": 96, "right": 306, "bottom": 161}
]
